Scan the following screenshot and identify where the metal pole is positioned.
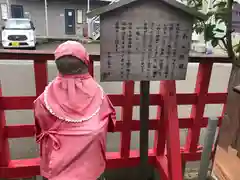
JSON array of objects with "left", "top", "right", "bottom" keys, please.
[
  {"left": 87, "top": 0, "right": 90, "bottom": 38},
  {"left": 87, "top": 0, "right": 90, "bottom": 12},
  {"left": 140, "top": 81, "right": 150, "bottom": 180},
  {"left": 6, "top": 0, "right": 10, "bottom": 18},
  {"left": 44, "top": 0, "right": 49, "bottom": 37},
  {"left": 198, "top": 117, "right": 218, "bottom": 180}
]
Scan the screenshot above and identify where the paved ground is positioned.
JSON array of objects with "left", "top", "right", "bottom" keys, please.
[
  {"left": 36, "top": 41, "right": 100, "bottom": 53},
  {"left": 0, "top": 42, "right": 230, "bottom": 180}
]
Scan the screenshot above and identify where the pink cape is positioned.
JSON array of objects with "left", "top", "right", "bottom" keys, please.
[{"left": 33, "top": 41, "right": 116, "bottom": 180}]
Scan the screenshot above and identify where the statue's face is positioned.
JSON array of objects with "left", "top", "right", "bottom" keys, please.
[{"left": 55, "top": 55, "right": 88, "bottom": 75}]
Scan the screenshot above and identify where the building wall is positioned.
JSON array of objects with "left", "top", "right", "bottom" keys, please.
[{"left": 0, "top": 0, "right": 105, "bottom": 37}]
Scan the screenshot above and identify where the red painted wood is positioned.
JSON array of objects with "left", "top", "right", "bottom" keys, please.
[
  {"left": 0, "top": 82, "right": 10, "bottom": 167},
  {"left": 0, "top": 96, "right": 36, "bottom": 110},
  {"left": 5, "top": 116, "right": 223, "bottom": 138},
  {"left": 0, "top": 150, "right": 156, "bottom": 178},
  {"left": 160, "top": 81, "right": 183, "bottom": 180},
  {"left": 0, "top": 93, "right": 226, "bottom": 110},
  {"left": 34, "top": 62, "right": 48, "bottom": 96},
  {"left": 5, "top": 125, "right": 35, "bottom": 138},
  {"left": 206, "top": 93, "right": 227, "bottom": 103},
  {"left": 154, "top": 83, "right": 166, "bottom": 156},
  {"left": 0, "top": 50, "right": 100, "bottom": 62},
  {"left": 88, "top": 59, "right": 94, "bottom": 76},
  {"left": 0, "top": 95, "right": 126, "bottom": 110},
  {"left": 120, "top": 81, "right": 134, "bottom": 158},
  {"left": 185, "top": 62, "right": 213, "bottom": 152},
  {"left": 0, "top": 158, "right": 40, "bottom": 178},
  {"left": 155, "top": 156, "right": 169, "bottom": 180},
  {"left": 0, "top": 49, "right": 231, "bottom": 63}
]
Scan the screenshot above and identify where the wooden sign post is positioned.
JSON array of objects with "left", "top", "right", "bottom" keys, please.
[
  {"left": 140, "top": 80, "right": 150, "bottom": 180},
  {"left": 87, "top": 0, "right": 205, "bottom": 179}
]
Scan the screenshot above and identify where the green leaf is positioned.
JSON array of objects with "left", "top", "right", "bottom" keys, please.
[
  {"left": 204, "top": 24, "right": 216, "bottom": 41},
  {"left": 211, "top": 38, "right": 219, "bottom": 47},
  {"left": 207, "top": 11, "right": 215, "bottom": 17},
  {"left": 215, "top": 28, "right": 225, "bottom": 33},
  {"left": 213, "top": 1, "right": 227, "bottom": 8},
  {"left": 193, "top": 21, "right": 205, "bottom": 34}
]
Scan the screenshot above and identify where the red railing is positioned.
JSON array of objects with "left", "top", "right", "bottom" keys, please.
[{"left": 0, "top": 50, "right": 229, "bottom": 180}]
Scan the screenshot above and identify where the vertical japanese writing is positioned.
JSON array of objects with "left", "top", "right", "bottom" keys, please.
[
  {"left": 135, "top": 27, "right": 141, "bottom": 52},
  {"left": 168, "top": 23, "right": 175, "bottom": 79},
  {"left": 141, "top": 22, "right": 148, "bottom": 73},
  {"left": 153, "top": 24, "right": 161, "bottom": 78},
  {"left": 126, "top": 22, "right": 132, "bottom": 79},
  {"left": 147, "top": 22, "right": 154, "bottom": 78},
  {"left": 102, "top": 19, "right": 191, "bottom": 81},
  {"left": 107, "top": 52, "right": 111, "bottom": 77},
  {"left": 163, "top": 24, "right": 168, "bottom": 78},
  {"left": 120, "top": 21, "right": 126, "bottom": 79},
  {"left": 115, "top": 21, "right": 120, "bottom": 52}
]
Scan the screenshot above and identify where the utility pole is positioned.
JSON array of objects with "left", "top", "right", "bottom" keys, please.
[
  {"left": 44, "top": 0, "right": 49, "bottom": 37},
  {"left": 87, "top": 0, "right": 90, "bottom": 38}
]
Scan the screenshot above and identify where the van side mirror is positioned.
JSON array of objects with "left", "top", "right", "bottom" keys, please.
[{"left": 1, "top": 26, "right": 5, "bottom": 30}]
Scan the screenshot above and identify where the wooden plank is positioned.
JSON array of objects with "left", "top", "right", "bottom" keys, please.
[
  {"left": 120, "top": 81, "right": 134, "bottom": 158},
  {"left": 185, "top": 62, "right": 213, "bottom": 152},
  {"left": 0, "top": 92, "right": 227, "bottom": 110},
  {"left": 139, "top": 81, "right": 151, "bottom": 180},
  {"left": 213, "top": 146, "right": 240, "bottom": 180},
  {"left": 160, "top": 80, "right": 182, "bottom": 180}
]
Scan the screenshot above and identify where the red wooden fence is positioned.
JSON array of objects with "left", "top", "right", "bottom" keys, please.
[{"left": 0, "top": 50, "right": 229, "bottom": 180}]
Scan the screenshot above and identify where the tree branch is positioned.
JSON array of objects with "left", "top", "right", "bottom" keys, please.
[
  {"left": 221, "top": 38, "right": 228, "bottom": 50},
  {"left": 226, "top": 0, "right": 235, "bottom": 58}
]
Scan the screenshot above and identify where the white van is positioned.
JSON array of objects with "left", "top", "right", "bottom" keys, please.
[{"left": 1, "top": 18, "right": 36, "bottom": 49}]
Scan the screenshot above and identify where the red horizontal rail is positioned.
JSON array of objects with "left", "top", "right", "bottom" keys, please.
[
  {"left": 0, "top": 150, "right": 156, "bottom": 178},
  {"left": 0, "top": 93, "right": 227, "bottom": 110},
  {"left": 0, "top": 49, "right": 231, "bottom": 63},
  {"left": 0, "top": 95, "right": 125, "bottom": 110},
  {"left": 0, "top": 147, "right": 209, "bottom": 179},
  {"left": 0, "top": 50, "right": 101, "bottom": 62},
  {"left": 5, "top": 116, "right": 223, "bottom": 138}
]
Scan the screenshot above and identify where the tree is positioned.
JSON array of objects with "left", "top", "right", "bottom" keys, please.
[{"left": 189, "top": 0, "right": 240, "bottom": 152}]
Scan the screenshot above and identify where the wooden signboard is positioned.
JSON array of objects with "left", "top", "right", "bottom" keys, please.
[
  {"left": 100, "top": 20, "right": 191, "bottom": 81},
  {"left": 97, "top": 1, "right": 195, "bottom": 81},
  {"left": 87, "top": 1, "right": 205, "bottom": 180},
  {"left": 232, "top": 3, "right": 240, "bottom": 33}
]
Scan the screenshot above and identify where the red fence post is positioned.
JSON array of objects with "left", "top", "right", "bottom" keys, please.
[
  {"left": 88, "top": 59, "right": 94, "bottom": 77},
  {"left": 163, "top": 80, "right": 182, "bottom": 180},
  {"left": 120, "top": 81, "right": 134, "bottom": 158},
  {"left": 185, "top": 62, "right": 213, "bottom": 152},
  {"left": 34, "top": 61, "right": 48, "bottom": 96},
  {"left": 154, "top": 83, "right": 165, "bottom": 156},
  {"left": 0, "top": 81, "right": 10, "bottom": 173},
  {"left": 156, "top": 80, "right": 183, "bottom": 180}
]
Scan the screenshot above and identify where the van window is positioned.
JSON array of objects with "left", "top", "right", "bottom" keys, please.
[{"left": 5, "top": 19, "right": 32, "bottom": 30}]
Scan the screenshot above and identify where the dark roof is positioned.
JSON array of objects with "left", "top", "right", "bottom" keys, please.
[{"left": 87, "top": 0, "right": 206, "bottom": 20}]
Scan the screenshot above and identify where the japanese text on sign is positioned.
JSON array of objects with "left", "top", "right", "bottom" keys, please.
[{"left": 101, "top": 20, "right": 191, "bottom": 81}]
